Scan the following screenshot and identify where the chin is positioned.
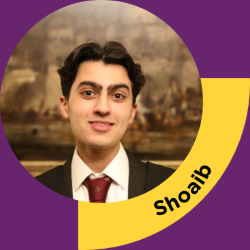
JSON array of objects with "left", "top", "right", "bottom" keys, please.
[{"left": 87, "top": 140, "right": 114, "bottom": 149}]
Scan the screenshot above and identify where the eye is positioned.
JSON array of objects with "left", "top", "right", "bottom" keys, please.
[
  {"left": 113, "top": 93, "right": 125, "bottom": 99},
  {"left": 82, "top": 90, "right": 95, "bottom": 96}
]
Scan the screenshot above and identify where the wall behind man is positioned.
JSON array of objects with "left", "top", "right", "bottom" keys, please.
[{"left": 1, "top": 1, "right": 202, "bottom": 163}]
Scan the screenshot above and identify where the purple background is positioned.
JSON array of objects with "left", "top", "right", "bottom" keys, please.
[{"left": 0, "top": 0, "right": 249, "bottom": 249}]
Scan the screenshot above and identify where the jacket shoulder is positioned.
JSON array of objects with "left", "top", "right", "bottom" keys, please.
[
  {"left": 35, "top": 165, "right": 65, "bottom": 193},
  {"left": 145, "top": 161, "right": 175, "bottom": 192}
]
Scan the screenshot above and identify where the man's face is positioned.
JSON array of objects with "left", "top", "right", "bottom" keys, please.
[{"left": 60, "top": 61, "right": 137, "bottom": 150}]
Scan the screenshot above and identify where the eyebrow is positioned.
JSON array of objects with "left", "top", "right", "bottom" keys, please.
[
  {"left": 77, "top": 81, "right": 103, "bottom": 90},
  {"left": 107, "top": 84, "right": 130, "bottom": 93},
  {"left": 77, "top": 81, "right": 130, "bottom": 94}
]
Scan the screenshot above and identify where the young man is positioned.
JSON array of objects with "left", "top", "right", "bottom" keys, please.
[{"left": 36, "top": 41, "right": 175, "bottom": 202}]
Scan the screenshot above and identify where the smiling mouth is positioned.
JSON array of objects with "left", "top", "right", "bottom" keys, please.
[
  {"left": 90, "top": 122, "right": 113, "bottom": 126},
  {"left": 89, "top": 121, "right": 114, "bottom": 131}
]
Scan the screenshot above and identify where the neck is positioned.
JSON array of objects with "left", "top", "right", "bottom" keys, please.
[{"left": 76, "top": 142, "right": 120, "bottom": 173}]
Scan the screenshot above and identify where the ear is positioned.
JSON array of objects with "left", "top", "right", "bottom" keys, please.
[
  {"left": 60, "top": 96, "right": 69, "bottom": 119},
  {"left": 128, "top": 103, "right": 137, "bottom": 125}
]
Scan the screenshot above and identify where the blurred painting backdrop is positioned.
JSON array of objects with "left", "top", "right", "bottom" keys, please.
[{"left": 1, "top": 1, "right": 202, "bottom": 175}]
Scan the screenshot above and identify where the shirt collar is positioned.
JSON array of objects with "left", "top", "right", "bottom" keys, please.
[{"left": 72, "top": 143, "right": 129, "bottom": 192}]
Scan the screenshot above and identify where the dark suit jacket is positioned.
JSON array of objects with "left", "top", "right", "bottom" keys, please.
[{"left": 36, "top": 150, "right": 175, "bottom": 199}]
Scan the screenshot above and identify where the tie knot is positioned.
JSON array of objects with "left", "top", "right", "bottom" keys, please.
[{"left": 83, "top": 176, "right": 112, "bottom": 203}]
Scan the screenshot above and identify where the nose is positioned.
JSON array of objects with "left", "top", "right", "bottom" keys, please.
[{"left": 93, "top": 96, "right": 111, "bottom": 116}]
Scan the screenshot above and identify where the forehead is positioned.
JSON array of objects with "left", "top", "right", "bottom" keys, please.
[{"left": 73, "top": 61, "right": 132, "bottom": 89}]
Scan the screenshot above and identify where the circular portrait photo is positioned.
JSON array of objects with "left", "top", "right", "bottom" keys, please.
[{"left": 1, "top": 1, "right": 202, "bottom": 202}]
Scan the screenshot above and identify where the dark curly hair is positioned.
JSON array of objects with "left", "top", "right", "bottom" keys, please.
[{"left": 57, "top": 41, "right": 145, "bottom": 105}]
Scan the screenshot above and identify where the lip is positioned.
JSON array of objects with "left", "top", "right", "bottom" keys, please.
[{"left": 89, "top": 120, "right": 114, "bottom": 132}]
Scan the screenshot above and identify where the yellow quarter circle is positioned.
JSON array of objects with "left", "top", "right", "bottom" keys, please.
[{"left": 78, "top": 78, "right": 250, "bottom": 250}]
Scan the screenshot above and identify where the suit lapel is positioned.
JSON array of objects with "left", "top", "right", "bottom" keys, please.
[
  {"left": 61, "top": 151, "right": 147, "bottom": 200},
  {"left": 126, "top": 150, "right": 147, "bottom": 199},
  {"left": 62, "top": 157, "right": 73, "bottom": 199}
]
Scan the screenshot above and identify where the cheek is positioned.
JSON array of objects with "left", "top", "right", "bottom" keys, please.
[
  {"left": 69, "top": 100, "right": 92, "bottom": 119},
  {"left": 114, "top": 106, "right": 131, "bottom": 125}
]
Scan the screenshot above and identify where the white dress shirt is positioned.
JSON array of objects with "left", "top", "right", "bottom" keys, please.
[{"left": 72, "top": 143, "right": 129, "bottom": 202}]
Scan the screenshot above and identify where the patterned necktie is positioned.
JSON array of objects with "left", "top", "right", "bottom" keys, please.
[{"left": 83, "top": 176, "right": 112, "bottom": 203}]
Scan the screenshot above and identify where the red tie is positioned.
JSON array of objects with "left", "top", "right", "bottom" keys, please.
[{"left": 83, "top": 176, "right": 112, "bottom": 203}]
